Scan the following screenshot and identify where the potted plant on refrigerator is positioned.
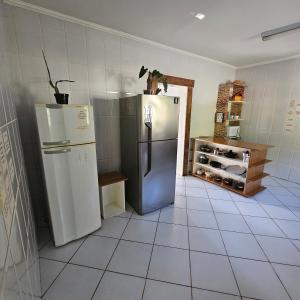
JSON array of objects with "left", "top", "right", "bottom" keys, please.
[
  {"left": 139, "top": 66, "right": 168, "bottom": 95},
  {"left": 42, "top": 50, "right": 75, "bottom": 104}
]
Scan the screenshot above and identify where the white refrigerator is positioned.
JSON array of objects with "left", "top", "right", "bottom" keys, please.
[{"left": 35, "top": 104, "right": 101, "bottom": 246}]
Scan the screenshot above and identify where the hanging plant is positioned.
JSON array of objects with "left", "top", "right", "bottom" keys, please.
[
  {"left": 42, "top": 50, "right": 75, "bottom": 104},
  {"left": 139, "top": 66, "right": 168, "bottom": 95}
]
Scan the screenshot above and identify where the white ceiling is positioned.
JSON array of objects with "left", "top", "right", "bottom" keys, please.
[{"left": 22, "top": 0, "right": 300, "bottom": 67}]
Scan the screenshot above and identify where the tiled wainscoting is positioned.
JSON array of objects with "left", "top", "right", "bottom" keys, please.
[
  {"left": 0, "top": 0, "right": 40, "bottom": 298},
  {"left": 237, "top": 59, "right": 300, "bottom": 184},
  {"left": 39, "top": 176, "right": 300, "bottom": 300},
  {"left": 1, "top": 2, "right": 235, "bottom": 224},
  {"left": 0, "top": 74, "right": 40, "bottom": 298}
]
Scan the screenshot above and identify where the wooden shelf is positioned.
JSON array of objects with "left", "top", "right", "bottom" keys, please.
[
  {"left": 195, "top": 162, "right": 246, "bottom": 182},
  {"left": 99, "top": 171, "right": 127, "bottom": 186},
  {"left": 249, "top": 159, "right": 272, "bottom": 167},
  {"left": 247, "top": 172, "right": 269, "bottom": 182},
  {"left": 192, "top": 173, "right": 267, "bottom": 197},
  {"left": 195, "top": 150, "right": 245, "bottom": 164},
  {"left": 192, "top": 138, "right": 272, "bottom": 197},
  {"left": 226, "top": 119, "right": 245, "bottom": 122},
  {"left": 192, "top": 173, "right": 246, "bottom": 196},
  {"left": 228, "top": 101, "right": 247, "bottom": 104}
]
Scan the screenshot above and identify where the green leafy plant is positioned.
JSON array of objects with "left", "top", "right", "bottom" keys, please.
[
  {"left": 139, "top": 66, "right": 168, "bottom": 95},
  {"left": 42, "top": 50, "right": 75, "bottom": 94}
]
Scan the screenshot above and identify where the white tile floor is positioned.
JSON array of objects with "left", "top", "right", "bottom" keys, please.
[{"left": 38, "top": 176, "right": 300, "bottom": 300}]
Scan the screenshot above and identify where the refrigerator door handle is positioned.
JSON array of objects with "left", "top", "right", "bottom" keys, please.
[
  {"left": 144, "top": 122, "right": 152, "bottom": 177},
  {"left": 43, "top": 140, "right": 71, "bottom": 146},
  {"left": 44, "top": 148, "right": 71, "bottom": 155}
]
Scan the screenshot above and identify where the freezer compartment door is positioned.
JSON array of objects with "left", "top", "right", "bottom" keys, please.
[
  {"left": 139, "top": 139, "right": 177, "bottom": 214},
  {"left": 138, "top": 95, "right": 179, "bottom": 142},
  {"left": 35, "top": 104, "right": 67, "bottom": 148},
  {"left": 35, "top": 104, "right": 95, "bottom": 148},
  {"left": 41, "top": 143, "right": 101, "bottom": 246}
]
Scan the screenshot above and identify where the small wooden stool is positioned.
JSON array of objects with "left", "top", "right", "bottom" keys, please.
[{"left": 98, "top": 171, "right": 127, "bottom": 219}]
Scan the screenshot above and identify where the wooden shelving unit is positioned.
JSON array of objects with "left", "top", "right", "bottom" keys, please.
[
  {"left": 192, "top": 137, "right": 273, "bottom": 197},
  {"left": 214, "top": 81, "right": 247, "bottom": 138}
]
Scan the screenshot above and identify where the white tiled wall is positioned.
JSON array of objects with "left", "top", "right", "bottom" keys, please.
[
  {"left": 0, "top": 1, "right": 40, "bottom": 299},
  {"left": 237, "top": 59, "right": 300, "bottom": 183},
  {"left": 1, "top": 4, "right": 235, "bottom": 222}
]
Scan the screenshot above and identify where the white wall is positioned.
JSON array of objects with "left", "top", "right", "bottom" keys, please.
[
  {"left": 4, "top": 4, "right": 235, "bottom": 133},
  {"left": 0, "top": 0, "right": 40, "bottom": 298},
  {"left": 162, "top": 84, "right": 187, "bottom": 175},
  {"left": 237, "top": 58, "right": 300, "bottom": 183},
  {"left": 2, "top": 4, "right": 235, "bottom": 221}
]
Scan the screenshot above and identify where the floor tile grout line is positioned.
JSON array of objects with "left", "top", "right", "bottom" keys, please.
[
  {"left": 40, "top": 244, "right": 300, "bottom": 269},
  {"left": 38, "top": 218, "right": 300, "bottom": 262},
  {"left": 90, "top": 216, "right": 131, "bottom": 300},
  {"left": 291, "top": 239, "right": 300, "bottom": 251},
  {"left": 182, "top": 204, "right": 300, "bottom": 225},
  {"left": 270, "top": 176, "right": 300, "bottom": 188},
  {"left": 39, "top": 176, "right": 299, "bottom": 299},
  {"left": 209, "top": 191, "right": 300, "bottom": 238},
  {"left": 254, "top": 187, "right": 300, "bottom": 237},
  {"left": 205, "top": 187, "right": 242, "bottom": 298},
  {"left": 41, "top": 236, "right": 88, "bottom": 298},
  {"left": 43, "top": 254, "right": 249, "bottom": 299},
  {"left": 94, "top": 212, "right": 300, "bottom": 241},
  {"left": 141, "top": 208, "right": 161, "bottom": 300},
  {"left": 232, "top": 193, "right": 294, "bottom": 300},
  {"left": 254, "top": 188, "right": 300, "bottom": 222},
  {"left": 185, "top": 184, "right": 194, "bottom": 300}
]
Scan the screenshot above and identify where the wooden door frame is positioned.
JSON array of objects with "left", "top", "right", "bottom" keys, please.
[{"left": 160, "top": 75, "right": 195, "bottom": 175}]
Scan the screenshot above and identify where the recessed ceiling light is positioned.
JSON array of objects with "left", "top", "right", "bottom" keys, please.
[{"left": 194, "top": 13, "right": 205, "bottom": 20}]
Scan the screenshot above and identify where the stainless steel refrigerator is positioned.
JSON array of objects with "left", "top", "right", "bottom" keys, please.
[{"left": 120, "top": 95, "right": 179, "bottom": 215}]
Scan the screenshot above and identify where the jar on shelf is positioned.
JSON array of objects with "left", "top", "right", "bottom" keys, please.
[{"left": 243, "top": 151, "right": 250, "bottom": 163}]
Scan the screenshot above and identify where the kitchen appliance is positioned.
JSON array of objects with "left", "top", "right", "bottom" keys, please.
[
  {"left": 35, "top": 104, "right": 101, "bottom": 246},
  {"left": 232, "top": 181, "right": 245, "bottom": 190},
  {"left": 120, "top": 95, "right": 179, "bottom": 215},
  {"left": 196, "top": 169, "right": 205, "bottom": 176},
  {"left": 225, "top": 165, "right": 247, "bottom": 175},
  {"left": 210, "top": 160, "right": 223, "bottom": 169},
  {"left": 200, "top": 145, "right": 213, "bottom": 153},
  {"left": 199, "top": 154, "right": 209, "bottom": 164},
  {"left": 214, "top": 175, "right": 222, "bottom": 182},
  {"left": 213, "top": 148, "right": 220, "bottom": 155},
  {"left": 224, "top": 150, "right": 238, "bottom": 159},
  {"left": 227, "top": 126, "right": 240, "bottom": 139},
  {"left": 223, "top": 177, "right": 233, "bottom": 186}
]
